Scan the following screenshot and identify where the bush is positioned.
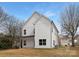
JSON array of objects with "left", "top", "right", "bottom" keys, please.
[{"left": 0, "top": 37, "right": 12, "bottom": 49}]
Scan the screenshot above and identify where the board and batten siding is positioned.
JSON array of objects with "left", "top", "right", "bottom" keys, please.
[
  {"left": 21, "top": 12, "right": 59, "bottom": 48},
  {"left": 21, "top": 36, "right": 34, "bottom": 48},
  {"left": 22, "top": 12, "right": 40, "bottom": 36},
  {"left": 35, "top": 16, "right": 52, "bottom": 48},
  {"left": 52, "top": 30, "right": 59, "bottom": 47}
]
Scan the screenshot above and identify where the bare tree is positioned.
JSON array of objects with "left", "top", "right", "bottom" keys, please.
[
  {"left": 60, "top": 4, "right": 79, "bottom": 47},
  {"left": 15, "top": 20, "right": 24, "bottom": 48},
  {"left": 0, "top": 7, "right": 8, "bottom": 31},
  {"left": 4, "top": 16, "right": 24, "bottom": 37},
  {"left": 0, "top": 7, "right": 24, "bottom": 48},
  {"left": 3, "top": 15, "right": 24, "bottom": 48},
  {"left": 15, "top": 20, "right": 24, "bottom": 37},
  {"left": 3, "top": 16, "right": 16, "bottom": 36}
]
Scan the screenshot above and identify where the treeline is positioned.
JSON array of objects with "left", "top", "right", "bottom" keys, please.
[{"left": 0, "top": 7, "right": 24, "bottom": 49}]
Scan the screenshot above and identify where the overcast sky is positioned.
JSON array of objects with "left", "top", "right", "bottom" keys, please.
[{"left": 0, "top": 2, "right": 79, "bottom": 33}]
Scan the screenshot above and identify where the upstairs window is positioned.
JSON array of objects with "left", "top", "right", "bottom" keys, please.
[
  {"left": 24, "top": 29, "right": 26, "bottom": 35},
  {"left": 39, "top": 39, "right": 46, "bottom": 46}
]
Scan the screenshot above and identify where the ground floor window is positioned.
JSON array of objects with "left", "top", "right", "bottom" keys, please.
[
  {"left": 39, "top": 39, "right": 46, "bottom": 46},
  {"left": 24, "top": 40, "right": 26, "bottom": 46}
]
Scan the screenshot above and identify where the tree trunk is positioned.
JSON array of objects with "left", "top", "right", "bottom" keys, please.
[{"left": 71, "top": 36, "right": 75, "bottom": 47}]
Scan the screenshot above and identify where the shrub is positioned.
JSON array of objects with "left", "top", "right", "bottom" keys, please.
[{"left": 0, "top": 37, "right": 12, "bottom": 49}]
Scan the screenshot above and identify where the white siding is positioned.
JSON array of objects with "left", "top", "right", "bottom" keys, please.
[
  {"left": 21, "top": 12, "right": 59, "bottom": 48},
  {"left": 22, "top": 37, "right": 34, "bottom": 48},
  {"left": 22, "top": 13, "right": 40, "bottom": 36},
  {"left": 52, "top": 25, "right": 59, "bottom": 47},
  {"left": 35, "top": 16, "right": 52, "bottom": 48}
]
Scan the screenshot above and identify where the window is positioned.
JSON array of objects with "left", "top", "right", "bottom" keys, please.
[
  {"left": 39, "top": 40, "right": 42, "bottom": 45},
  {"left": 39, "top": 39, "right": 46, "bottom": 46},
  {"left": 24, "top": 40, "right": 26, "bottom": 46},
  {"left": 43, "top": 39, "right": 46, "bottom": 45},
  {"left": 24, "top": 29, "right": 26, "bottom": 35}
]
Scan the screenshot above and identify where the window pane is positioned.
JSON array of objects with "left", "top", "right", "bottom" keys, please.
[
  {"left": 43, "top": 39, "right": 46, "bottom": 45},
  {"left": 43, "top": 39, "right": 46, "bottom": 42},
  {"left": 39, "top": 43, "right": 42, "bottom": 45},
  {"left": 24, "top": 29, "right": 26, "bottom": 35},
  {"left": 24, "top": 40, "right": 26, "bottom": 46},
  {"left": 39, "top": 39, "right": 42, "bottom": 42},
  {"left": 43, "top": 43, "right": 46, "bottom": 45},
  {"left": 39, "top": 39, "right": 42, "bottom": 45}
]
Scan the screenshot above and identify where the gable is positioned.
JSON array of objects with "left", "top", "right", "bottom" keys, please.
[
  {"left": 34, "top": 12, "right": 59, "bottom": 33},
  {"left": 22, "top": 11, "right": 58, "bottom": 33},
  {"left": 35, "top": 15, "right": 51, "bottom": 28},
  {"left": 23, "top": 12, "right": 41, "bottom": 28}
]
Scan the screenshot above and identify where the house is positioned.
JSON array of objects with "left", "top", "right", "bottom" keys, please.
[
  {"left": 21, "top": 12, "right": 59, "bottom": 48},
  {"left": 59, "top": 35, "right": 71, "bottom": 46},
  {"left": 59, "top": 34, "right": 79, "bottom": 47}
]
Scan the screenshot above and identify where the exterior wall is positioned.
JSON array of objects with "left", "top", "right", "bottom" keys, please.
[
  {"left": 35, "top": 16, "right": 52, "bottom": 48},
  {"left": 71, "top": 37, "right": 79, "bottom": 46},
  {"left": 52, "top": 25, "right": 59, "bottom": 47},
  {"left": 76, "top": 37, "right": 79, "bottom": 45},
  {"left": 60, "top": 36, "right": 79, "bottom": 46},
  {"left": 52, "top": 30, "right": 59, "bottom": 47},
  {"left": 21, "top": 36, "right": 34, "bottom": 48},
  {"left": 60, "top": 36, "right": 73, "bottom": 46},
  {"left": 22, "top": 13, "right": 40, "bottom": 36},
  {"left": 21, "top": 12, "right": 59, "bottom": 48},
  {"left": 60, "top": 39, "right": 70, "bottom": 46}
]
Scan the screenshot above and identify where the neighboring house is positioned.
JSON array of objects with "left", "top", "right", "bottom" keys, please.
[
  {"left": 21, "top": 12, "right": 59, "bottom": 48},
  {"left": 59, "top": 35, "right": 71, "bottom": 46},
  {"left": 74, "top": 35, "right": 79, "bottom": 45},
  {"left": 59, "top": 34, "right": 79, "bottom": 47}
]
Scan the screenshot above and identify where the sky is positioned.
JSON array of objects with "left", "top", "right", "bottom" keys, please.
[{"left": 0, "top": 2, "right": 79, "bottom": 33}]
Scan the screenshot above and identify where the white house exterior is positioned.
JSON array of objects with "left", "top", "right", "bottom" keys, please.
[{"left": 21, "top": 12, "right": 59, "bottom": 48}]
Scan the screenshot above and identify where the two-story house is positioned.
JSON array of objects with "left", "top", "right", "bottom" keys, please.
[{"left": 21, "top": 12, "right": 59, "bottom": 48}]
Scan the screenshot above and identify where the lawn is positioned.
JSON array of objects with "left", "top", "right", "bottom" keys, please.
[{"left": 0, "top": 47, "right": 79, "bottom": 57}]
